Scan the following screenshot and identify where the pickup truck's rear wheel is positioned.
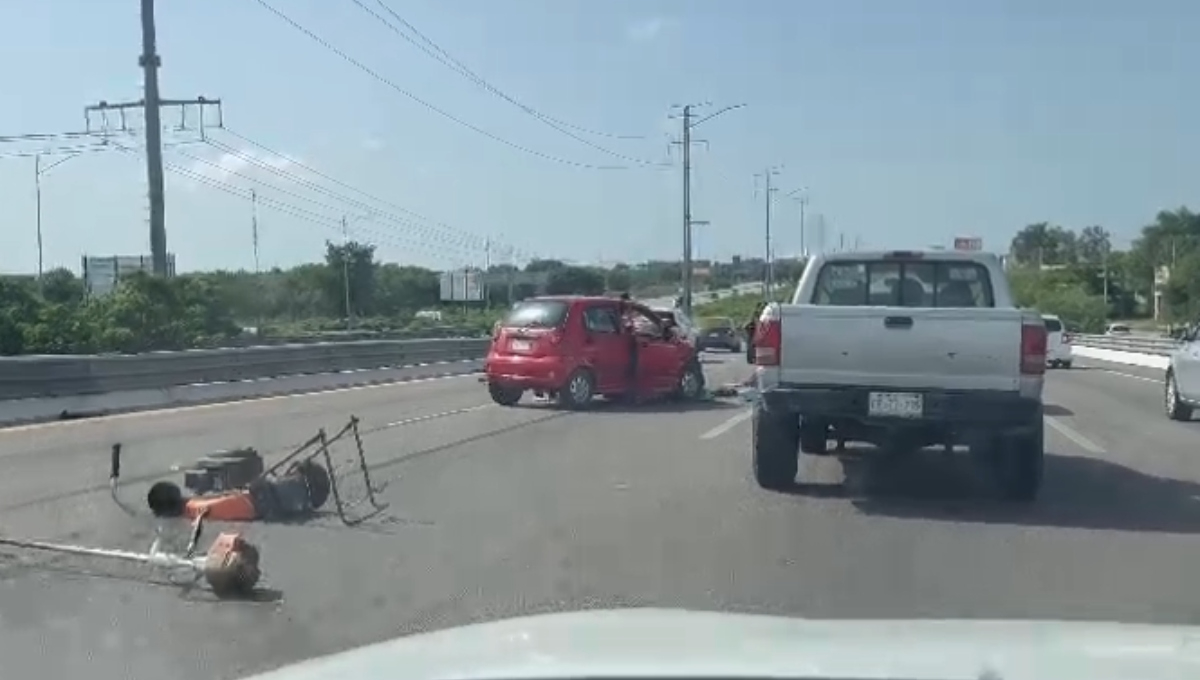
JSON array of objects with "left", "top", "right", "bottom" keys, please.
[
  {"left": 992, "top": 421, "right": 1044, "bottom": 502},
  {"left": 752, "top": 405, "right": 800, "bottom": 490},
  {"left": 798, "top": 420, "right": 829, "bottom": 455}
]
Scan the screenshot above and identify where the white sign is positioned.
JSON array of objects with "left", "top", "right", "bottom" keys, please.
[
  {"left": 438, "top": 269, "right": 486, "bottom": 302},
  {"left": 81, "top": 254, "right": 176, "bottom": 296},
  {"left": 953, "top": 236, "right": 983, "bottom": 251}
]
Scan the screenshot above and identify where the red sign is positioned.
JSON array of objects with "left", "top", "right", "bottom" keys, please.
[{"left": 953, "top": 237, "right": 983, "bottom": 251}]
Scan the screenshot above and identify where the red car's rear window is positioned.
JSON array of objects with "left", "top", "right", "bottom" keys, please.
[{"left": 502, "top": 300, "right": 570, "bottom": 329}]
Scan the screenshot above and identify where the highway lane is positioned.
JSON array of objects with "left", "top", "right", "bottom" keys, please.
[{"left": 3, "top": 354, "right": 1200, "bottom": 680}]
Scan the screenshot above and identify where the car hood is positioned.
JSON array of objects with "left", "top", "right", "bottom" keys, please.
[{"left": 243, "top": 607, "right": 1200, "bottom": 680}]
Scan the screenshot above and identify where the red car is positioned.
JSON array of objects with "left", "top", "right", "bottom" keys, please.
[{"left": 484, "top": 296, "right": 705, "bottom": 408}]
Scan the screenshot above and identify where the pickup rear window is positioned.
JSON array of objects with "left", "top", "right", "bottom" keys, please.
[
  {"left": 812, "top": 260, "right": 996, "bottom": 308},
  {"left": 503, "top": 300, "right": 569, "bottom": 328}
]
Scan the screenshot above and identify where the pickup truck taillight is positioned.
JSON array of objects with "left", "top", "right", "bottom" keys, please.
[
  {"left": 753, "top": 306, "right": 782, "bottom": 366},
  {"left": 1020, "top": 323, "right": 1047, "bottom": 375}
]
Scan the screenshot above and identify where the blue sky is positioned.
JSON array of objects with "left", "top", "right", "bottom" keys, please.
[{"left": 0, "top": 0, "right": 1195, "bottom": 274}]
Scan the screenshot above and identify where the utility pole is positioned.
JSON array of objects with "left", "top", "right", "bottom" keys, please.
[
  {"left": 757, "top": 168, "right": 780, "bottom": 298},
  {"left": 250, "top": 189, "right": 261, "bottom": 274},
  {"left": 341, "top": 216, "right": 353, "bottom": 330},
  {"left": 84, "top": 0, "right": 221, "bottom": 277},
  {"left": 672, "top": 102, "right": 746, "bottom": 317},
  {"left": 681, "top": 105, "right": 694, "bottom": 316}
]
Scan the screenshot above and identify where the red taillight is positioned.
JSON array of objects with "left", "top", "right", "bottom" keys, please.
[
  {"left": 1021, "top": 323, "right": 1047, "bottom": 375},
  {"left": 753, "top": 306, "right": 782, "bottom": 366}
]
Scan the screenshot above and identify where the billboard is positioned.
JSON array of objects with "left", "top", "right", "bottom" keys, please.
[
  {"left": 439, "top": 268, "right": 485, "bottom": 302},
  {"left": 953, "top": 236, "right": 983, "bottom": 251},
  {"left": 81, "top": 253, "right": 176, "bottom": 297}
]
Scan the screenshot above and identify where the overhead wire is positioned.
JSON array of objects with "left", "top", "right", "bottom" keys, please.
[
  {"left": 251, "top": 0, "right": 641, "bottom": 171},
  {"left": 352, "top": 0, "right": 663, "bottom": 166},
  {"left": 367, "top": 0, "right": 647, "bottom": 141},
  {"left": 169, "top": 142, "right": 486, "bottom": 259},
  {"left": 214, "top": 127, "right": 539, "bottom": 260}
]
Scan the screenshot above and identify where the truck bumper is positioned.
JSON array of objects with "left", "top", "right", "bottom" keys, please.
[{"left": 760, "top": 384, "right": 1041, "bottom": 428}]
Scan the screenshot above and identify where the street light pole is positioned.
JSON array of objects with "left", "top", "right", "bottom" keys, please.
[
  {"left": 677, "top": 102, "right": 746, "bottom": 317},
  {"left": 34, "top": 153, "right": 80, "bottom": 290}
]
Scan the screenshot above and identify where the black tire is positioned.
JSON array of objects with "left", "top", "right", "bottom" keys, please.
[
  {"left": 798, "top": 420, "right": 828, "bottom": 455},
  {"left": 294, "top": 459, "right": 332, "bottom": 509},
  {"left": 1061, "top": 361, "right": 1072, "bottom": 369},
  {"left": 996, "top": 420, "right": 1045, "bottom": 502},
  {"left": 558, "top": 369, "right": 595, "bottom": 410},
  {"left": 488, "top": 382, "right": 523, "bottom": 406},
  {"left": 1165, "top": 370, "right": 1193, "bottom": 421},
  {"left": 673, "top": 360, "right": 705, "bottom": 401},
  {"left": 752, "top": 405, "right": 800, "bottom": 490}
]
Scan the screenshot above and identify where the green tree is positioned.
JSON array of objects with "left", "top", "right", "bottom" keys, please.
[{"left": 546, "top": 266, "right": 605, "bottom": 295}]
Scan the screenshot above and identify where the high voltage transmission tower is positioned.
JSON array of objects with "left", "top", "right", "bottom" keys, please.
[{"left": 82, "top": 0, "right": 222, "bottom": 277}]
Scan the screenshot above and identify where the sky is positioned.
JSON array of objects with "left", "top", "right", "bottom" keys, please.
[{"left": 0, "top": 0, "right": 1195, "bottom": 275}]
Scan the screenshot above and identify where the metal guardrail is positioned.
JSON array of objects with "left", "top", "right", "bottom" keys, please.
[
  {"left": 0, "top": 337, "right": 491, "bottom": 401},
  {"left": 1073, "top": 334, "right": 1179, "bottom": 356}
]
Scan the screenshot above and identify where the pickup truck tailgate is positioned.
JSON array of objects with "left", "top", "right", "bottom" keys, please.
[{"left": 777, "top": 306, "right": 1025, "bottom": 392}]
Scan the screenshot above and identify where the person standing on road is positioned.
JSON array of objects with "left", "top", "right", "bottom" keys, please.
[
  {"left": 744, "top": 301, "right": 767, "bottom": 363},
  {"left": 619, "top": 293, "right": 641, "bottom": 401}
]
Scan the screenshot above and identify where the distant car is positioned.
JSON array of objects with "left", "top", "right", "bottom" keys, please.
[
  {"left": 484, "top": 296, "right": 704, "bottom": 408},
  {"left": 696, "top": 316, "right": 742, "bottom": 352},
  {"left": 1042, "top": 314, "right": 1073, "bottom": 369},
  {"left": 1105, "top": 323, "right": 1132, "bottom": 335},
  {"left": 651, "top": 307, "right": 700, "bottom": 347}
]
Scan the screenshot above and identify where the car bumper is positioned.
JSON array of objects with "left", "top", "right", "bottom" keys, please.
[
  {"left": 760, "top": 384, "right": 1041, "bottom": 427},
  {"left": 1047, "top": 347, "right": 1074, "bottom": 362},
  {"left": 484, "top": 355, "right": 571, "bottom": 390}
]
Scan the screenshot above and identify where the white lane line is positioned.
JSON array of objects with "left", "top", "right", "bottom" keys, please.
[
  {"left": 696, "top": 409, "right": 1109, "bottom": 456},
  {"left": 1079, "top": 366, "right": 1161, "bottom": 384},
  {"left": 1045, "top": 416, "right": 1106, "bottom": 454},
  {"left": 0, "top": 372, "right": 478, "bottom": 435},
  {"left": 700, "top": 408, "right": 752, "bottom": 440}
]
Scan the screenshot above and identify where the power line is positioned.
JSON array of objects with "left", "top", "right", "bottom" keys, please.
[
  {"left": 356, "top": 0, "right": 660, "bottom": 161},
  {"left": 369, "top": 0, "right": 647, "bottom": 141},
  {"left": 252, "top": 0, "right": 639, "bottom": 171},
  {"left": 120, "top": 143, "right": 488, "bottom": 263},
  {"left": 172, "top": 142, "right": 487, "bottom": 255},
  {"left": 215, "top": 127, "right": 538, "bottom": 260}
]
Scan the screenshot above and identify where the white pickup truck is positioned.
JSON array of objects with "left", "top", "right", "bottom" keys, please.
[{"left": 749, "top": 250, "right": 1048, "bottom": 501}]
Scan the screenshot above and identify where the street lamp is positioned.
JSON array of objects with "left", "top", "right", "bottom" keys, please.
[
  {"left": 34, "top": 153, "right": 80, "bottom": 287},
  {"left": 680, "top": 103, "right": 747, "bottom": 317}
]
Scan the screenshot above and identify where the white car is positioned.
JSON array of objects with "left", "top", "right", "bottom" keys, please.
[{"left": 1042, "top": 314, "right": 1073, "bottom": 368}]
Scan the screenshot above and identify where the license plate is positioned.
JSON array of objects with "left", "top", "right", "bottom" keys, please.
[
  {"left": 510, "top": 340, "right": 532, "bottom": 351},
  {"left": 868, "top": 392, "right": 923, "bottom": 418}
]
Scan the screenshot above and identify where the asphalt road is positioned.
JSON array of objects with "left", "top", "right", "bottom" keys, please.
[{"left": 0, "top": 352, "right": 1195, "bottom": 680}]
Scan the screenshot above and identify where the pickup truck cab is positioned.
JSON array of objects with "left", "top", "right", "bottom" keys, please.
[{"left": 749, "top": 250, "right": 1047, "bottom": 501}]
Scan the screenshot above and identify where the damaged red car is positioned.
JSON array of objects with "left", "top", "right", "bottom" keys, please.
[{"left": 484, "top": 296, "right": 705, "bottom": 408}]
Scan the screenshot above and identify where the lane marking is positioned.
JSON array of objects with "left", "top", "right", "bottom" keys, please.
[
  {"left": 1079, "top": 367, "right": 1161, "bottom": 384},
  {"left": 694, "top": 409, "right": 1110, "bottom": 457},
  {"left": 1045, "top": 416, "right": 1106, "bottom": 454},
  {"left": 700, "top": 408, "right": 752, "bottom": 440},
  {"left": 0, "top": 372, "right": 479, "bottom": 435}
]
